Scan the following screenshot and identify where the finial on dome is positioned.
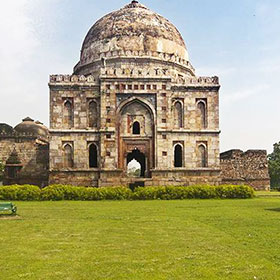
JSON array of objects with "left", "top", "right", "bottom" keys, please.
[
  {"left": 22, "top": 117, "right": 34, "bottom": 122},
  {"left": 125, "top": 0, "right": 146, "bottom": 9}
]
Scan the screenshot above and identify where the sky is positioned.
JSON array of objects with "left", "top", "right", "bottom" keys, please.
[{"left": 0, "top": 0, "right": 279, "bottom": 153}]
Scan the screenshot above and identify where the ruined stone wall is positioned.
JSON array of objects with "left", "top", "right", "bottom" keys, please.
[
  {"left": 220, "top": 150, "right": 270, "bottom": 191},
  {"left": 0, "top": 135, "right": 49, "bottom": 186}
]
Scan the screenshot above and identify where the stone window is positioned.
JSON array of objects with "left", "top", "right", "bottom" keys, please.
[
  {"left": 106, "top": 134, "right": 111, "bottom": 139},
  {"left": 128, "top": 84, "right": 132, "bottom": 90},
  {"left": 133, "top": 121, "right": 141, "bottom": 135},
  {"left": 162, "top": 151, "right": 167, "bottom": 156},
  {"left": 8, "top": 167, "right": 16, "bottom": 179},
  {"left": 147, "top": 85, "right": 151, "bottom": 90},
  {"left": 197, "top": 99, "right": 207, "bottom": 129},
  {"left": 153, "top": 85, "right": 157, "bottom": 90},
  {"left": 162, "top": 134, "right": 167, "bottom": 139},
  {"left": 88, "top": 100, "right": 98, "bottom": 128},
  {"left": 162, "top": 85, "right": 166, "bottom": 90},
  {"left": 116, "top": 84, "right": 120, "bottom": 90},
  {"left": 174, "top": 101, "right": 183, "bottom": 128},
  {"left": 198, "top": 144, "right": 207, "bottom": 167},
  {"left": 140, "top": 85, "right": 145, "bottom": 90},
  {"left": 63, "top": 100, "right": 73, "bottom": 128},
  {"left": 174, "top": 144, "right": 183, "bottom": 168},
  {"left": 106, "top": 84, "right": 111, "bottom": 90},
  {"left": 162, "top": 119, "right": 167, "bottom": 124},
  {"left": 162, "top": 106, "right": 167, "bottom": 111},
  {"left": 63, "top": 144, "right": 74, "bottom": 168},
  {"left": 134, "top": 85, "right": 139, "bottom": 90},
  {"left": 89, "top": 143, "right": 98, "bottom": 168},
  {"left": 161, "top": 93, "right": 166, "bottom": 97}
]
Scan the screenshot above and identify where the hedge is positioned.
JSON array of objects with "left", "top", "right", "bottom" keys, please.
[
  {"left": 0, "top": 184, "right": 254, "bottom": 201},
  {"left": 0, "top": 185, "right": 41, "bottom": 201}
]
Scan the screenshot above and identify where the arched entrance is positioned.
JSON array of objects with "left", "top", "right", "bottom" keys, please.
[
  {"left": 117, "top": 98, "right": 155, "bottom": 179},
  {"left": 127, "top": 149, "right": 146, "bottom": 177}
]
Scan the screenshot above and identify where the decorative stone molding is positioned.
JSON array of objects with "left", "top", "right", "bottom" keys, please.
[
  {"left": 75, "top": 50, "right": 195, "bottom": 74},
  {"left": 49, "top": 75, "right": 96, "bottom": 84}
]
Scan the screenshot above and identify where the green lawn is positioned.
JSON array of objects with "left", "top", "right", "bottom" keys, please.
[{"left": 1, "top": 198, "right": 280, "bottom": 280}]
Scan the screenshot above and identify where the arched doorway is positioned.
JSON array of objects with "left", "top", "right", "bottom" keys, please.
[
  {"left": 89, "top": 143, "right": 98, "bottom": 168},
  {"left": 117, "top": 98, "right": 155, "bottom": 178},
  {"left": 174, "top": 144, "right": 183, "bottom": 167},
  {"left": 127, "top": 149, "right": 146, "bottom": 177}
]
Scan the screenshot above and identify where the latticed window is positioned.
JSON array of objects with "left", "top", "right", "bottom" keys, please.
[
  {"left": 88, "top": 101, "right": 98, "bottom": 128},
  {"left": 197, "top": 101, "right": 207, "bottom": 129},
  {"left": 174, "top": 101, "right": 183, "bottom": 128},
  {"left": 64, "top": 100, "right": 73, "bottom": 128},
  {"left": 198, "top": 145, "right": 207, "bottom": 167},
  {"left": 64, "top": 144, "right": 73, "bottom": 168}
]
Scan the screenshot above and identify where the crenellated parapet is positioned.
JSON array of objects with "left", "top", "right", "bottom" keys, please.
[
  {"left": 49, "top": 75, "right": 97, "bottom": 85},
  {"left": 100, "top": 66, "right": 171, "bottom": 80},
  {"left": 174, "top": 76, "right": 219, "bottom": 86}
]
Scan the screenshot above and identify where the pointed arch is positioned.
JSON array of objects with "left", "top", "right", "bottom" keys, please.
[
  {"left": 174, "top": 144, "right": 183, "bottom": 168},
  {"left": 174, "top": 101, "right": 183, "bottom": 128},
  {"left": 63, "top": 144, "right": 73, "bottom": 168},
  {"left": 89, "top": 143, "right": 98, "bottom": 168},
  {"left": 198, "top": 144, "right": 207, "bottom": 168},
  {"left": 88, "top": 100, "right": 98, "bottom": 128},
  {"left": 64, "top": 100, "right": 73, "bottom": 128},
  {"left": 133, "top": 121, "right": 140, "bottom": 135},
  {"left": 197, "top": 101, "right": 207, "bottom": 129}
]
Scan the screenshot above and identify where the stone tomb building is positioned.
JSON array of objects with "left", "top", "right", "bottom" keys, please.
[
  {"left": 0, "top": 1, "right": 270, "bottom": 190},
  {"left": 0, "top": 119, "right": 49, "bottom": 186},
  {"left": 49, "top": 1, "right": 221, "bottom": 187}
]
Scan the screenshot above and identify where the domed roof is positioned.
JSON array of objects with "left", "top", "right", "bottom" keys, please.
[
  {"left": 14, "top": 117, "right": 49, "bottom": 138},
  {"left": 0, "top": 123, "right": 14, "bottom": 134},
  {"left": 76, "top": 1, "right": 189, "bottom": 72}
]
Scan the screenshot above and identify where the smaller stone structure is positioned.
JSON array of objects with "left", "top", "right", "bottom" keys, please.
[
  {"left": 0, "top": 118, "right": 49, "bottom": 186},
  {"left": 220, "top": 149, "right": 270, "bottom": 191}
]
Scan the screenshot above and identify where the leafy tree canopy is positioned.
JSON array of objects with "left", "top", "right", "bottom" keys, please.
[{"left": 268, "top": 142, "right": 280, "bottom": 189}]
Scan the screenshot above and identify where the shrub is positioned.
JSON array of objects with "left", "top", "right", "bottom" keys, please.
[
  {"left": 0, "top": 184, "right": 254, "bottom": 201},
  {"left": 0, "top": 185, "right": 41, "bottom": 201},
  {"left": 41, "top": 185, "right": 132, "bottom": 201},
  {"left": 132, "top": 185, "right": 254, "bottom": 200}
]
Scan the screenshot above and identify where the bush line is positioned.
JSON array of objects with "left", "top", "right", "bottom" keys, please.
[{"left": 0, "top": 184, "right": 255, "bottom": 201}]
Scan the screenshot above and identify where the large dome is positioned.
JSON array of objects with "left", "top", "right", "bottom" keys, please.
[{"left": 75, "top": 1, "right": 189, "bottom": 73}]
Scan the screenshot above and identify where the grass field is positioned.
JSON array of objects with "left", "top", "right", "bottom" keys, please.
[{"left": 1, "top": 198, "right": 280, "bottom": 280}]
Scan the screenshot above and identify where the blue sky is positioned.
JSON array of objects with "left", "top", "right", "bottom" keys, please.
[{"left": 0, "top": 0, "right": 279, "bottom": 153}]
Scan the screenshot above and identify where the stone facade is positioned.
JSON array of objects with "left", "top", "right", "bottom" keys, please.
[
  {"left": 0, "top": 1, "right": 270, "bottom": 190},
  {"left": 0, "top": 120, "right": 49, "bottom": 186},
  {"left": 220, "top": 150, "right": 270, "bottom": 191},
  {"left": 49, "top": 1, "right": 221, "bottom": 187}
]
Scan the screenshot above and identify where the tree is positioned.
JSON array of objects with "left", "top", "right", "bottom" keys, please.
[{"left": 268, "top": 142, "right": 280, "bottom": 189}]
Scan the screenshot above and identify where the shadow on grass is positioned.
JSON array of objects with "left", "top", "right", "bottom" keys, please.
[
  {"left": 265, "top": 208, "right": 280, "bottom": 212},
  {"left": 0, "top": 214, "right": 21, "bottom": 220}
]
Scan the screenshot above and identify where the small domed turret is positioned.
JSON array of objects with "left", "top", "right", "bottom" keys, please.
[{"left": 14, "top": 117, "right": 49, "bottom": 138}]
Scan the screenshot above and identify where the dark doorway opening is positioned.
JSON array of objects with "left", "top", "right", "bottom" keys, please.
[
  {"left": 127, "top": 149, "right": 146, "bottom": 177},
  {"left": 89, "top": 144, "right": 98, "bottom": 168},
  {"left": 129, "top": 181, "right": 145, "bottom": 191},
  {"left": 174, "top": 144, "right": 183, "bottom": 167},
  {"left": 132, "top": 121, "right": 140, "bottom": 135}
]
